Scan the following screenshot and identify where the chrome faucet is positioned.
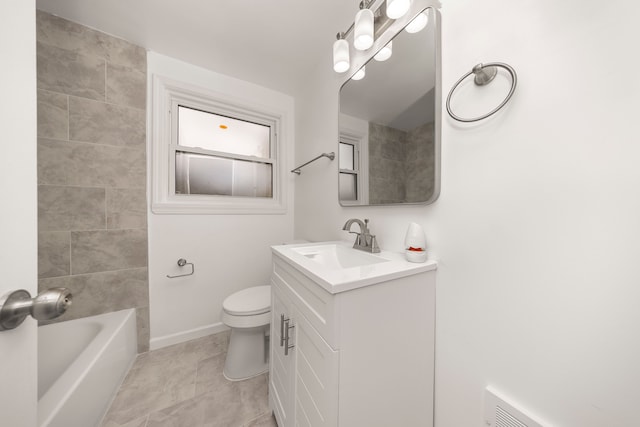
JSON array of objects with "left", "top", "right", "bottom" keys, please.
[{"left": 342, "top": 218, "right": 380, "bottom": 253}]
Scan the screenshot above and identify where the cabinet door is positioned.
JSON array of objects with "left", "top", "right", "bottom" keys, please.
[
  {"left": 270, "top": 283, "right": 295, "bottom": 427},
  {"left": 292, "top": 307, "right": 339, "bottom": 427}
]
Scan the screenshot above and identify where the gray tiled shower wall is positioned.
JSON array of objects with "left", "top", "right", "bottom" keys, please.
[
  {"left": 36, "top": 11, "right": 150, "bottom": 352},
  {"left": 368, "top": 121, "right": 435, "bottom": 204}
]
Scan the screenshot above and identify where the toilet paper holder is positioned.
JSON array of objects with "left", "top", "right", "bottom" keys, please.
[{"left": 166, "top": 258, "right": 195, "bottom": 278}]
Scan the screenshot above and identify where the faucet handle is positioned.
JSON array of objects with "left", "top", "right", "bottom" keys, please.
[{"left": 370, "top": 235, "right": 381, "bottom": 253}]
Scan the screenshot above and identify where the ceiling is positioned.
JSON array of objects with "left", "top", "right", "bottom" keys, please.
[{"left": 35, "top": 0, "right": 358, "bottom": 95}]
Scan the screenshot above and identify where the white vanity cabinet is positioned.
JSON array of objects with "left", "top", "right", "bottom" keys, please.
[{"left": 269, "top": 243, "right": 437, "bottom": 427}]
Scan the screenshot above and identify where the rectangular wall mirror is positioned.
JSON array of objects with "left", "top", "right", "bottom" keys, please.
[{"left": 339, "top": 7, "right": 440, "bottom": 206}]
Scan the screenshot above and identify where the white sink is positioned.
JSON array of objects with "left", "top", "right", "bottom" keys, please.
[
  {"left": 272, "top": 241, "right": 437, "bottom": 294},
  {"left": 290, "top": 244, "right": 389, "bottom": 269}
]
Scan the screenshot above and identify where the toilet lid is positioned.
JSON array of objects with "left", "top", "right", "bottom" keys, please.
[{"left": 223, "top": 285, "right": 271, "bottom": 316}]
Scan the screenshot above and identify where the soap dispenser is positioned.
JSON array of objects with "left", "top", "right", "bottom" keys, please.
[{"left": 404, "top": 222, "right": 428, "bottom": 263}]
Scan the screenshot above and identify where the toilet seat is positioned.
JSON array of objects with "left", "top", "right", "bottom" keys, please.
[{"left": 223, "top": 285, "right": 271, "bottom": 316}]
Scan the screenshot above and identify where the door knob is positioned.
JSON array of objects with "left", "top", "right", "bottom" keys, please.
[{"left": 0, "top": 288, "right": 72, "bottom": 331}]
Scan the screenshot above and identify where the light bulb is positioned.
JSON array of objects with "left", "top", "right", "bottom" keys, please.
[
  {"left": 354, "top": 8, "right": 374, "bottom": 51},
  {"left": 386, "top": 0, "right": 410, "bottom": 19},
  {"left": 333, "top": 38, "right": 350, "bottom": 73},
  {"left": 352, "top": 66, "right": 366, "bottom": 80},
  {"left": 374, "top": 41, "right": 392, "bottom": 61},
  {"left": 405, "top": 11, "right": 428, "bottom": 33}
]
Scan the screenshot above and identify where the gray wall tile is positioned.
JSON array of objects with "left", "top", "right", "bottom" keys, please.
[
  {"left": 37, "top": 10, "right": 149, "bottom": 352},
  {"left": 36, "top": 10, "right": 146, "bottom": 71},
  {"left": 136, "top": 306, "right": 150, "bottom": 353},
  {"left": 69, "top": 97, "right": 146, "bottom": 147},
  {"left": 71, "top": 229, "right": 148, "bottom": 274},
  {"left": 37, "top": 90, "right": 68, "bottom": 140},
  {"left": 107, "top": 63, "right": 146, "bottom": 109},
  {"left": 36, "top": 10, "right": 103, "bottom": 60},
  {"left": 107, "top": 188, "right": 147, "bottom": 229},
  {"left": 38, "top": 268, "right": 148, "bottom": 322},
  {"left": 97, "top": 32, "right": 147, "bottom": 72},
  {"left": 38, "top": 232, "right": 70, "bottom": 279},
  {"left": 38, "top": 185, "right": 106, "bottom": 232},
  {"left": 38, "top": 138, "right": 146, "bottom": 188},
  {"left": 37, "top": 41, "right": 106, "bottom": 101}
]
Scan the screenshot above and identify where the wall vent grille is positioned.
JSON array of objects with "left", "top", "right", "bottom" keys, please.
[
  {"left": 496, "top": 405, "right": 528, "bottom": 427},
  {"left": 484, "top": 386, "right": 547, "bottom": 427}
]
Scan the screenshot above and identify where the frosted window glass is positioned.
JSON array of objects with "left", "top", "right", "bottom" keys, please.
[
  {"left": 178, "top": 106, "right": 270, "bottom": 158},
  {"left": 339, "top": 173, "right": 357, "bottom": 201},
  {"left": 175, "top": 152, "right": 272, "bottom": 197},
  {"left": 339, "top": 142, "right": 355, "bottom": 170}
]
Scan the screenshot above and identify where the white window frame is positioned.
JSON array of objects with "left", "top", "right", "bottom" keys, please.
[
  {"left": 150, "top": 75, "right": 287, "bottom": 214},
  {"left": 339, "top": 130, "right": 369, "bottom": 206}
]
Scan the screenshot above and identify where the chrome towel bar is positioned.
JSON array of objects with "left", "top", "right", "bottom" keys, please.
[{"left": 291, "top": 152, "right": 335, "bottom": 175}]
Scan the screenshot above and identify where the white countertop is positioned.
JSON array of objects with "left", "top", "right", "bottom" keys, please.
[{"left": 271, "top": 241, "right": 437, "bottom": 294}]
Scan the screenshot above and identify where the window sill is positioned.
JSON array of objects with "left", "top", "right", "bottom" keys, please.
[{"left": 151, "top": 197, "right": 286, "bottom": 215}]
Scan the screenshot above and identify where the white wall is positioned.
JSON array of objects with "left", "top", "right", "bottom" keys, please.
[
  {"left": 147, "top": 52, "right": 295, "bottom": 348},
  {"left": 294, "top": 0, "right": 640, "bottom": 425}
]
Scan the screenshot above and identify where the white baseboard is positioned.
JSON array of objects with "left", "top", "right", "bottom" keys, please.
[{"left": 149, "top": 322, "right": 230, "bottom": 351}]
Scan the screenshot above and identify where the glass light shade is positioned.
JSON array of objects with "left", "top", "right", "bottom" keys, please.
[
  {"left": 354, "top": 8, "right": 374, "bottom": 51},
  {"left": 352, "top": 66, "right": 366, "bottom": 81},
  {"left": 405, "top": 11, "right": 428, "bottom": 33},
  {"left": 374, "top": 41, "right": 392, "bottom": 61},
  {"left": 333, "top": 38, "right": 350, "bottom": 73},
  {"left": 386, "top": 0, "right": 410, "bottom": 19}
]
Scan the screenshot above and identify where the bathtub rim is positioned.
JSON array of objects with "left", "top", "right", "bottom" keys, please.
[{"left": 38, "top": 309, "right": 137, "bottom": 427}]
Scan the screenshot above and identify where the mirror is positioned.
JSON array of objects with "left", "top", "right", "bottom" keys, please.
[{"left": 338, "top": 7, "right": 440, "bottom": 206}]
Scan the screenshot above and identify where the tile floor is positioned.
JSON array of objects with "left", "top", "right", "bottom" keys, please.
[{"left": 100, "top": 331, "right": 277, "bottom": 427}]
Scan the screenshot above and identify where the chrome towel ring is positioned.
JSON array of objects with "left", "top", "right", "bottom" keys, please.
[{"left": 446, "top": 62, "right": 517, "bottom": 123}]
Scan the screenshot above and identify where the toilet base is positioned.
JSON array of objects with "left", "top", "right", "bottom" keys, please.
[{"left": 223, "top": 325, "right": 269, "bottom": 381}]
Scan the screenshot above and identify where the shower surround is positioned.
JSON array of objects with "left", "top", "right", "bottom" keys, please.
[{"left": 35, "top": 11, "right": 150, "bottom": 352}]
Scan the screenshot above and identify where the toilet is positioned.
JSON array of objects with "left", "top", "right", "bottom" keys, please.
[{"left": 222, "top": 285, "right": 271, "bottom": 381}]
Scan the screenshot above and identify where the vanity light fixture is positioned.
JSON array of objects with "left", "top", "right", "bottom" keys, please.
[
  {"left": 386, "top": 0, "right": 410, "bottom": 19},
  {"left": 374, "top": 41, "right": 392, "bottom": 61},
  {"left": 405, "top": 10, "right": 428, "bottom": 33},
  {"left": 352, "top": 66, "right": 366, "bottom": 80},
  {"left": 333, "top": 33, "right": 350, "bottom": 73},
  {"left": 333, "top": 0, "right": 406, "bottom": 75},
  {"left": 354, "top": 5, "right": 374, "bottom": 50}
]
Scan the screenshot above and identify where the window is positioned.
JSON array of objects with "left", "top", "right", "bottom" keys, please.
[
  {"left": 338, "top": 131, "right": 368, "bottom": 205},
  {"left": 175, "top": 106, "right": 273, "bottom": 198},
  {"left": 151, "top": 75, "right": 287, "bottom": 214},
  {"left": 339, "top": 141, "right": 358, "bottom": 201}
]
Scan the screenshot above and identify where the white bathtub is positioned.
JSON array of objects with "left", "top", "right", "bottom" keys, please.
[{"left": 38, "top": 309, "right": 138, "bottom": 427}]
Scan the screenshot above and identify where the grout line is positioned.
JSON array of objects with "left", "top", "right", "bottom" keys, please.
[
  {"left": 37, "top": 183, "right": 135, "bottom": 190},
  {"left": 105, "top": 185, "right": 109, "bottom": 230},
  {"left": 37, "top": 183, "right": 146, "bottom": 191},
  {"left": 61, "top": 138, "right": 147, "bottom": 151},
  {"left": 40, "top": 226, "right": 146, "bottom": 233},
  {"left": 66, "top": 94, "right": 70, "bottom": 142},
  {"left": 68, "top": 230, "right": 73, "bottom": 276},
  {"left": 41, "top": 266, "right": 148, "bottom": 280},
  {"left": 67, "top": 92, "right": 146, "bottom": 113},
  {"left": 104, "top": 59, "right": 107, "bottom": 103},
  {"left": 244, "top": 410, "right": 274, "bottom": 426}
]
